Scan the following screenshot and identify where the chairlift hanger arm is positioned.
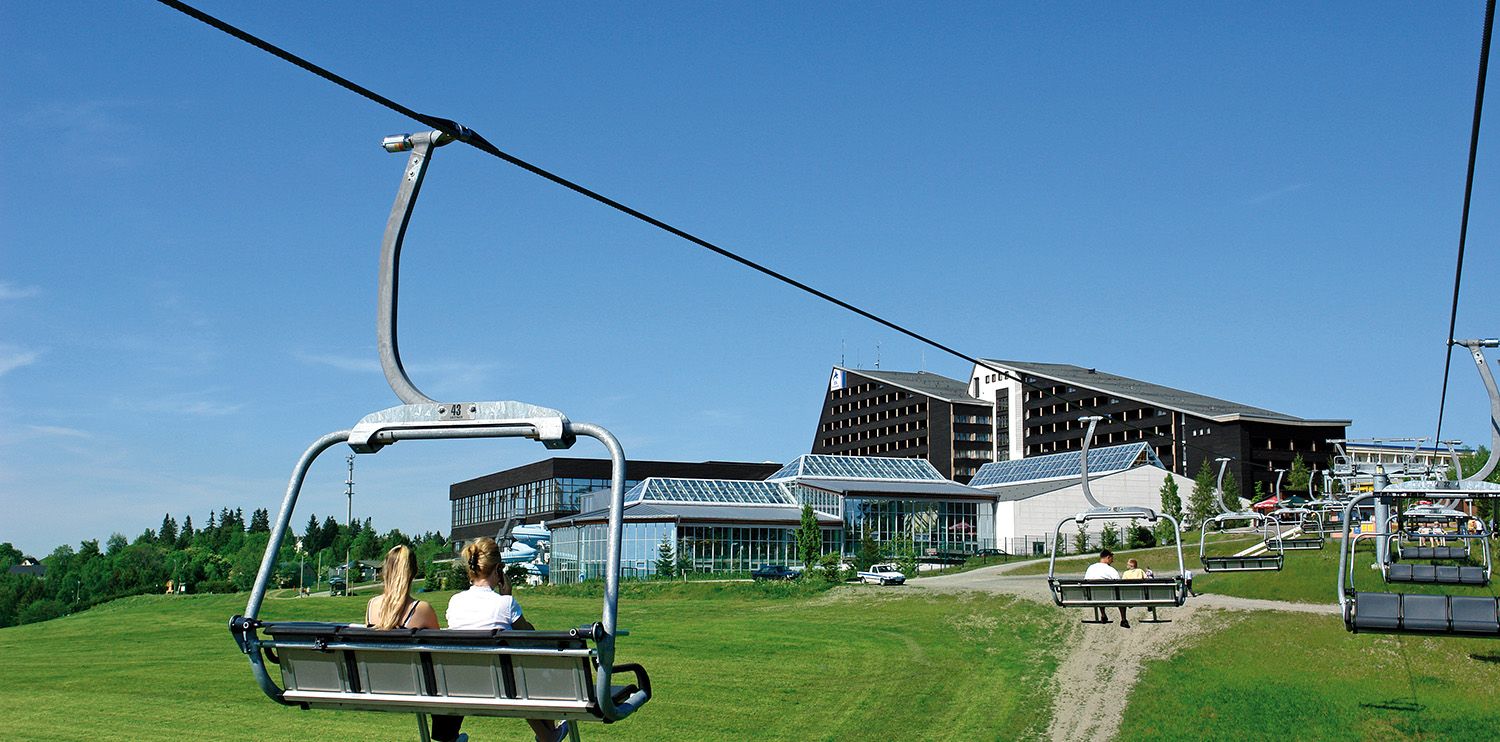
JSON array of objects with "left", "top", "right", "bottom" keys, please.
[{"left": 1454, "top": 339, "right": 1500, "bottom": 482}]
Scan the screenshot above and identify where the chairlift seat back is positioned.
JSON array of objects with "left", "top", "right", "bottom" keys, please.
[
  {"left": 1384, "top": 563, "right": 1488, "bottom": 586},
  {"left": 258, "top": 622, "right": 650, "bottom": 721},
  {"left": 1398, "top": 546, "right": 1470, "bottom": 561},
  {"left": 1267, "top": 536, "right": 1323, "bottom": 551},
  {"left": 1201, "top": 555, "right": 1283, "bottom": 572},
  {"left": 1345, "top": 592, "right": 1500, "bottom": 636},
  {"left": 1048, "top": 578, "right": 1185, "bottom": 608}
]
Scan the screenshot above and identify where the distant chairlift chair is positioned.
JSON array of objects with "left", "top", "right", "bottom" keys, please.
[
  {"left": 1047, "top": 417, "right": 1188, "bottom": 612},
  {"left": 1199, "top": 459, "right": 1285, "bottom": 572},
  {"left": 228, "top": 130, "right": 652, "bottom": 740},
  {"left": 1340, "top": 339, "right": 1500, "bottom": 636},
  {"left": 1264, "top": 469, "right": 1325, "bottom": 551}
]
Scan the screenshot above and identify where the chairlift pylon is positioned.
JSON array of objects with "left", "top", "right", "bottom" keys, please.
[{"left": 227, "top": 131, "right": 652, "bottom": 737}]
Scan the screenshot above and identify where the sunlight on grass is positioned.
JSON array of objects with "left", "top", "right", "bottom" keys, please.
[{"left": 0, "top": 584, "right": 1069, "bottom": 741}]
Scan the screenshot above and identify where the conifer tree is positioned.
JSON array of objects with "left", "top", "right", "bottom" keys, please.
[
  {"left": 795, "top": 505, "right": 821, "bottom": 568},
  {"left": 1187, "top": 459, "right": 1218, "bottom": 527},
  {"left": 159, "top": 514, "right": 178, "bottom": 546},
  {"left": 1155, "top": 476, "right": 1182, "bottom": 545},
  {"left": 654, "top": 536, "right": 676, "bottom": 579}
]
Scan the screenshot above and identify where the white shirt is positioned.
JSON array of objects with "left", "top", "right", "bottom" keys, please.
[
  {"left": 446, "top": 585, "right": 524, "bottom": 630},
  {"left": 1084, "top": 562, "right": 1120, "bottom": 581}
]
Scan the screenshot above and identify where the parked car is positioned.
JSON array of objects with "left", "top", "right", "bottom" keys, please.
[
  {"left": 857, "top": 563, "right": 906, "bottom": 586},
  {"left": 751, "top": 564, "right": 799, "bottom": 581},
  {"left": 328, "top": 577, "right": 347, "bottom": 596}
]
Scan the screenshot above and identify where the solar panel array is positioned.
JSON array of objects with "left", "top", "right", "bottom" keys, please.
[
  {"left": 628, "top": 478, "right": 795, "bottom": 506},
  {"left": 968, "top": 443, "right": 1159, "bottom": 488},
  {"left": 767, "top": 454, "right": 945, "bottom": 481}
]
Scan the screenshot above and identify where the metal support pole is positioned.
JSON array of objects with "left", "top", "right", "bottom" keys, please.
[{"left": 1373, "top": 467, "right": 1390, "bottom": 568}]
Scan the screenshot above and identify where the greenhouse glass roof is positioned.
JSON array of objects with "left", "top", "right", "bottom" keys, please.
[
  {"left": 625, "top": 478, "right": 795, "bottom": 506},
  {"left": 767, "top": 454, "right": 945, "bottom": 482},
  {"left": 968, "top": 443, "right": 1162, "bottom": 488}
]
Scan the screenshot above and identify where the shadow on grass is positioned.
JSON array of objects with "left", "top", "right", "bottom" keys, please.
[
  {"left": 1358, "top": 698, "right": 1426, "bottom": 713},
  {"left": 1469, "top": 653, "right": 1500, "bottom": 664}
]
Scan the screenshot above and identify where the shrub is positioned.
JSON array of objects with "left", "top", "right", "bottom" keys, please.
[
  {"left": 817, "top": 552, "right": 847, "bottom": 582},
  {"left": 1100, "top": 522, "right": 1122, "bottom": 551}
]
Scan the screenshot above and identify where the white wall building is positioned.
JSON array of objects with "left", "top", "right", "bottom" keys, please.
[{"left": 970, "top": 442, "right": 1194, "bottom": 556}]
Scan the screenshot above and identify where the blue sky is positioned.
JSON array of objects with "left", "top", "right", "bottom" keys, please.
[{"left": 3, "top": 2, "right": 1498, "bottom": 556}]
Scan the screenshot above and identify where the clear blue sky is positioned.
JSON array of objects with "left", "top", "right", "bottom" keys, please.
[{"left": 3, "top": 2, "right": 1497, "bottom": 556}]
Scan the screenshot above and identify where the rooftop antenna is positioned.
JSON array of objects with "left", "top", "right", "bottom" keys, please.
[
  {"left": 840, "top": 338, "right": 845, "bottom": 367},
  {"left": 875, "top": 342, "right": 881, "bottom": 370}
]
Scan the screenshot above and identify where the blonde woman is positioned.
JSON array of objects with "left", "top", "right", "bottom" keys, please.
[
  {"left": 430, "top": 537, "right": 568, "bottom": 742},
  {"left": 365, "top": 545, "right": 440, "bottom": 630}
]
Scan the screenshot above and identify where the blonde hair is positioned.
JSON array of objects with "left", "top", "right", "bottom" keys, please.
[
  {"left": 461, "top": 537, "right": 510, "bottom": 594},
  {"left": 371, "top": 545, "right": 416, "bottom": 630}
]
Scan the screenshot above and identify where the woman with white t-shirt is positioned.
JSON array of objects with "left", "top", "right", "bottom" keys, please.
[{"left": 430, "top": 537, "right": 568, "bottom": 742}]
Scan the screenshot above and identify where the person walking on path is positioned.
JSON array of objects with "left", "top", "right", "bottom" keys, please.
[{"left": 1084, "top": 549, "right": 1128, "bottom": 628}]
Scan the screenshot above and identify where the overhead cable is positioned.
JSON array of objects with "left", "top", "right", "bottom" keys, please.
[
  {"left": 155, "top": 0, "right": 1276, "bottom": 469},
  {"left": 1434, "top": 0, "right": 1495, "bottom": 450}
]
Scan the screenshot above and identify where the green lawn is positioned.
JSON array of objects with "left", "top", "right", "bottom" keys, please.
[
  {"left": 0, "top": 583, "right": 1068, "bottom": 741},
  {"left": 1121, "top": 611, "right": 1500, "bottom": 739}
]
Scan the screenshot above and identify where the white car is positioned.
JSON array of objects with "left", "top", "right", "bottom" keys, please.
[{"left": 857, "top": 563, "right": 906, "bottom": 585}]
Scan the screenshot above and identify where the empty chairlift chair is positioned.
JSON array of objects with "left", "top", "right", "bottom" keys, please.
[
  {"left": 1199, "top": 459, "right": 1285, "bottom": 572},
  {"left": 228, "top": 131, "right": 652, "bottom": 739},
  {"left": 1263, "top": 469, "right": 1325, "bottom": 551},
  {"left": 1047, "top": 417, "right": 1188, "bottom": 611},
  {"left": 1340, "top": 339, "right": 1500, "bottom": 637}
]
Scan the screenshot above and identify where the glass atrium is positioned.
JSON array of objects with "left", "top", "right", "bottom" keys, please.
[{"left": 548, "top": 454, "right": 995, "bottom": 583}]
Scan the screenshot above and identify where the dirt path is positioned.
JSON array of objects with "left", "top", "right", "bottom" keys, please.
[{"left": 912, "top": 560, "right": 1335, "bottom": 741}]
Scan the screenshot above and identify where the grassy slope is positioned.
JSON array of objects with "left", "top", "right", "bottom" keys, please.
[
  {"left": 1121, "top": 611, "right": 1500, "bottom": 739},
  {"left": 0, "top": 583, "right": 1067, "bottom": 741},
  {"left": 1194, "top": 540, "right": 1500, "bottom": 604}
]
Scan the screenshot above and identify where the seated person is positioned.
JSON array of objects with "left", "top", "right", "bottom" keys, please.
[
  {"left": 431, "top": 538, "right": 569, "bottom": 742},
  {"left": 1120, "top": 558, "right": 1157, "bottom": 622},
  {"left": 366, "top": 545, "right": 439, "bottom": 630},
  {"left": 1084, "top": 549, "right": 1128, "bottom": 629}
]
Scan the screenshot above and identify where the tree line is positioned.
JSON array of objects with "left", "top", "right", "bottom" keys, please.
[{"left": 0, "top": 507, "right": 450, "bottom": 628}]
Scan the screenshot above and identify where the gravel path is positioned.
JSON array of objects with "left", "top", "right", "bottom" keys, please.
[{"left": 912, "top": 560, "right": 1336, "bottom": 741}]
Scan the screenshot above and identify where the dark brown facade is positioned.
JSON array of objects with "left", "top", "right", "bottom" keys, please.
[{"left": 809, "top": 368, "right": 1006, "bottom": 482}]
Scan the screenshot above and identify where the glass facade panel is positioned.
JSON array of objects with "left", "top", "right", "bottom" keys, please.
[
  {"left": 844, "top": 497, "right": 982, "bottom": 553},
  {"left": 452, "top": 476, "right": 642, "bottom": 528},
  {"left": 549, "top": 521, "right": 843, "bottom": 584}
]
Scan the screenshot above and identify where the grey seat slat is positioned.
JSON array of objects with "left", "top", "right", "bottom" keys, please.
[{"left": 1348, "top": 592, "right": 1500, "bottom": 636}]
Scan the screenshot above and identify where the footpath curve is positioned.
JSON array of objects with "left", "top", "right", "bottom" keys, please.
[{"left": 908, "top": 559, "right": 1335, "bottom": 741}]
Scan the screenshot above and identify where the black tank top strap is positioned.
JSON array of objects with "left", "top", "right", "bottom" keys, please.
[{"left": 401, "top": 598, "right": 420, "bottom": 627}]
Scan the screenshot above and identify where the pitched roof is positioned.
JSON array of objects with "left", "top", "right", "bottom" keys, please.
[
  {"left": 980, "top": 359, "right": 1350, "bottom": 425},
  {"left": 970, "top": 442, "right": 1161, "bottom": 489},
  {"left": 836, "top": 367, "right": 986, "bottom": 405},
  {"left": 795, "top": 478, "right": 996, "bottom": 500}
]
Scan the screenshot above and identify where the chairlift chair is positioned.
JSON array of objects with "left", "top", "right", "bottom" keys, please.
[
  {"left": 228, "top": 131, "right": 652, "bottom": 739},
  {"left": 1340, "top": 339, "right": 1500, "bottom": 637},
  {"left": 1047, "top": 418, "right": 1188, "bottom": 610},
  {"left": 1199, "top": 459, "right": 1285, "bottom": 572},
  {"left": 1263, "top": 469, "right": 1325, "bottom": 550}
]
